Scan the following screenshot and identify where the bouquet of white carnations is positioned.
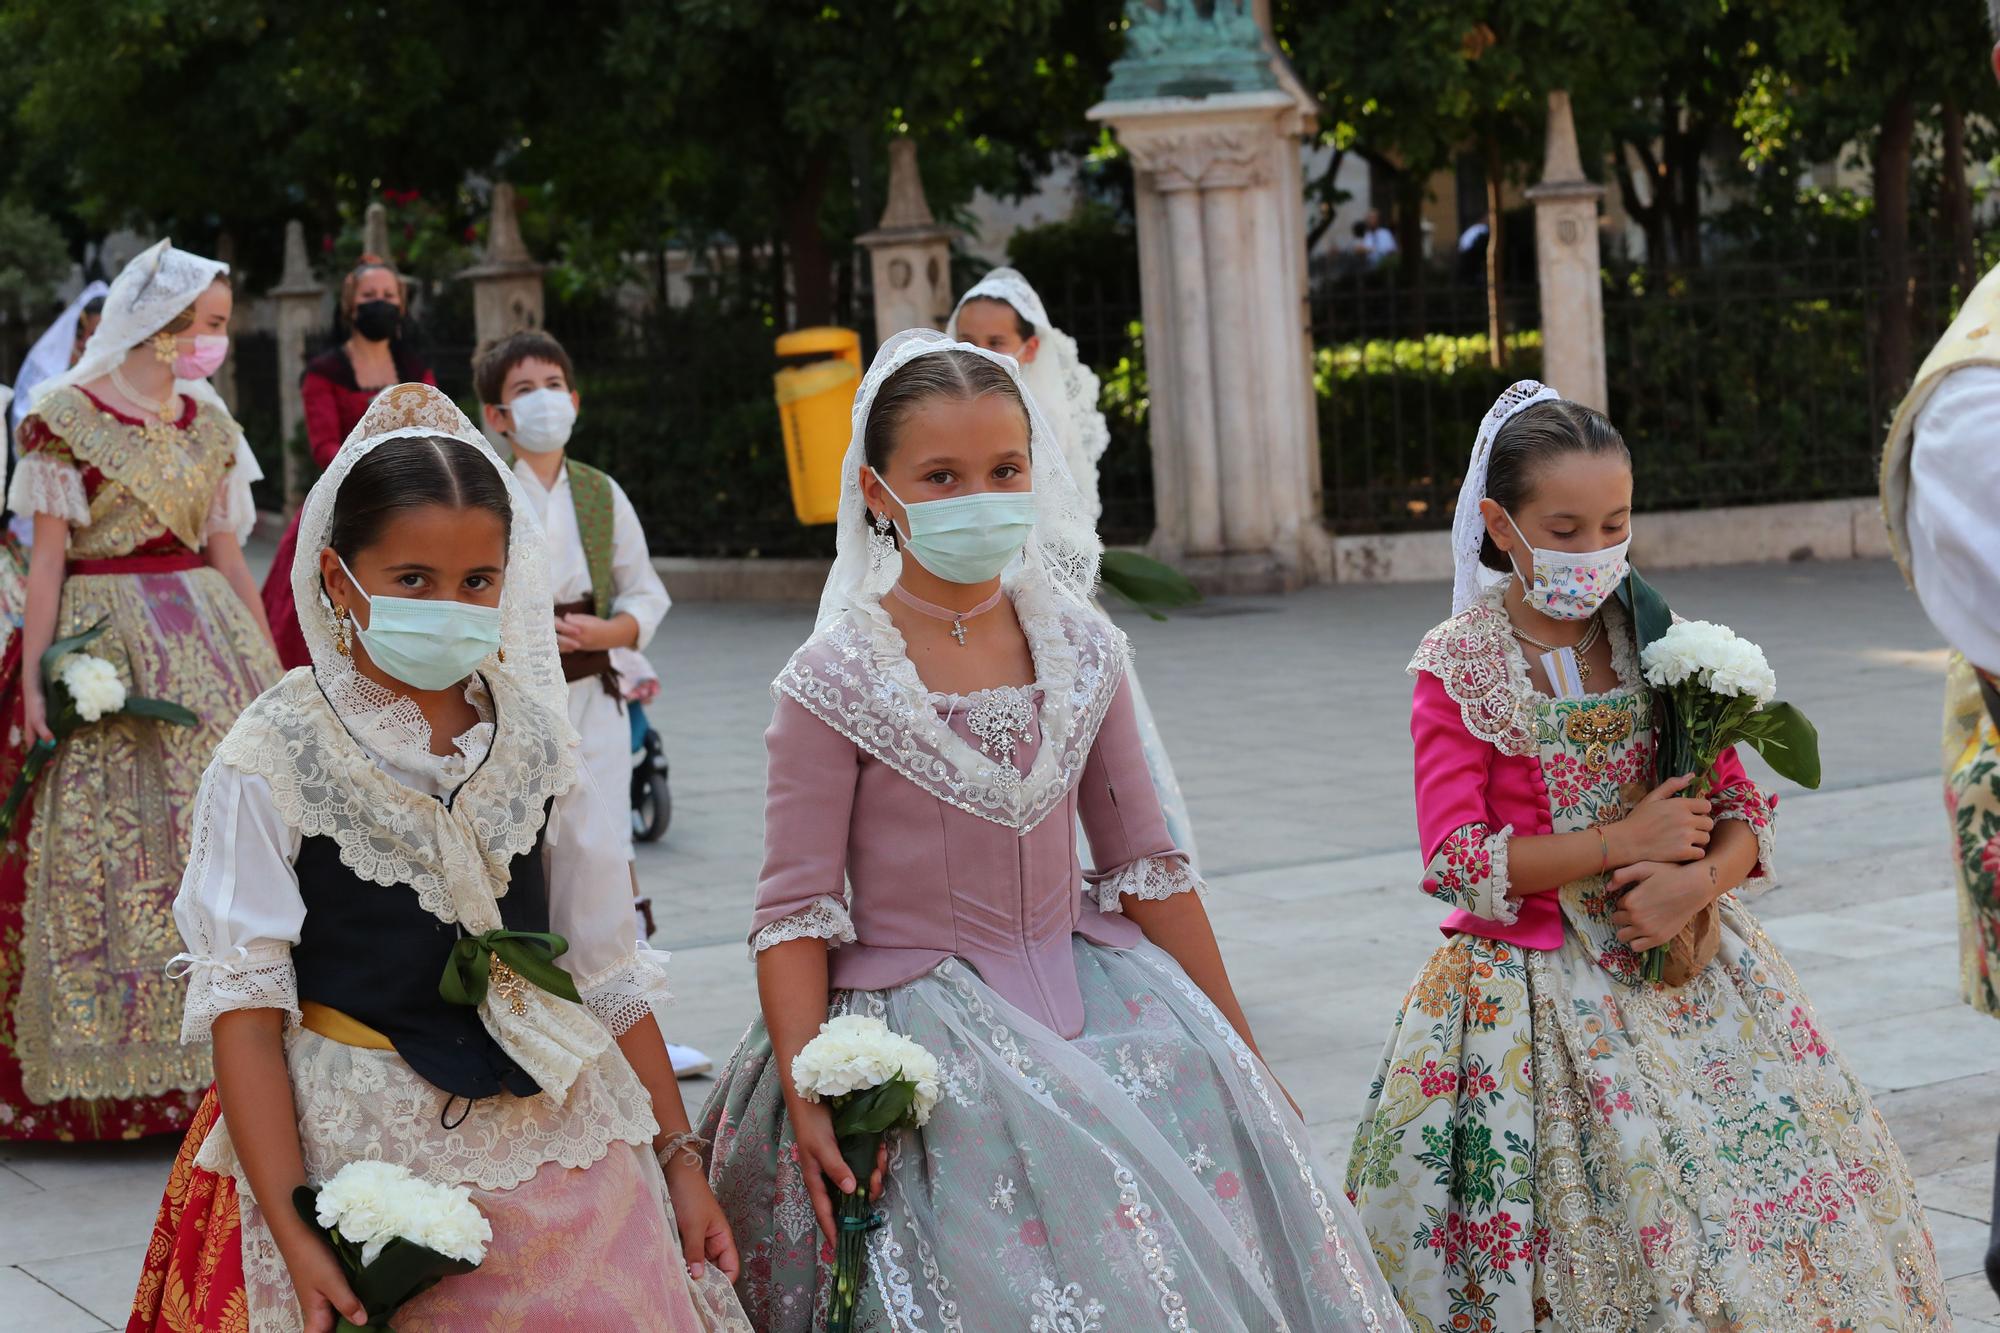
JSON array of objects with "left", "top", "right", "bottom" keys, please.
[
  {"left": 293, "top": 1160, "right": 491, "bottom": 1330},
  {"left": 790, "top": 1014, "right": 941, "bottom": 1333},
  {"left": 0, "top": 620, "right": 196, "bottom": 836},
  {"left": 1637, "top": 618, "right": 1820, "bottom": 981}
]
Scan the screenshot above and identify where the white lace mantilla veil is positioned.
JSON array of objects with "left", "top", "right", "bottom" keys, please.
[
  {"left": 946, "top": 267, "right": 1112, "bottom": 523},
  {"left": 814, "top": 327, "right": 1100, "bottom": 631},
  {"left": 1450, "top": 378, "right": 1562, "bottom": 615},
  {"left": 20, "top": 239, "right": 261, "bottom": 543},
  {"left": 10, "top": 278, "right": 108, "bottom": 429}
]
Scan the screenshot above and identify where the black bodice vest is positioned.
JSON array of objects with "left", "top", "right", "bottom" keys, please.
[{"left": 290, "top": 820, "right": 551, "bottom": 1100}]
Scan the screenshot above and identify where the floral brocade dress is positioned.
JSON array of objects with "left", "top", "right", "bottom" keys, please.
[
  {"left": 0, "top": 384, "right": 278, "bottom": 1140},
  {"left": 1344, "top": 596, "right": 1946, "bottom": 1332}
]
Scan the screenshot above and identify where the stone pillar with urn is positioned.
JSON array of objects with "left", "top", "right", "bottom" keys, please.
[
  {"left": 270, "top": 220, "right": 327, "bottom": 512},
  {"left": 1525, "top": 91, "right": 1608, "bottom": 413},
  {"left": 856, "top": 139, "right": 957, "bottom": 343},
  {"left": 462, "top": 183, "right": 545, "bottom": 356},
  {"left": 1089, "top": 0, "right": 1329, "bottom": 593}
]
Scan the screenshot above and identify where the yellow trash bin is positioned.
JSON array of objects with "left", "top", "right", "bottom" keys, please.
[{"left": 773, "top": 327, "right": 863, "bottom": 526}]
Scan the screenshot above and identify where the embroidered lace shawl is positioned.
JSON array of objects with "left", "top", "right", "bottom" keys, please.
[{"left": 775, "top": 574, "right": 1128, "bottom": 836}]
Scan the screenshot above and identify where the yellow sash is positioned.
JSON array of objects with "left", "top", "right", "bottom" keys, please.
[{"left": 298, "top": 1000, "right": 395, "bottom": 1051}]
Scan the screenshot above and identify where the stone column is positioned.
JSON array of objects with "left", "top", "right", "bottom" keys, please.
[
  {"left": 1525, "top": 91, "right": 1608, "bottom": 412},
  {"left": 1091, "top": 87, "right": 1329, "bottom": 591},
  {"left": 270, "top": 220, "right": 326, "bottom": 511},
  {"left": 855, "top": 139, "right": 956, "bottom": 341},
  {"left": 462, "top": 183, "right": 544, "bottom": 355},
  {"left": 362, "top": 201, "right": 392, "bottom": 260}
]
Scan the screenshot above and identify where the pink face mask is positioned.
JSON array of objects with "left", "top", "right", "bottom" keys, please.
[{"left": 172, "top": 335, "right": 230, "bottom": 380}]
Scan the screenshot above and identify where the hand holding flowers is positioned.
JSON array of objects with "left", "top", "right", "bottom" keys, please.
[
  {"left": 1, "top": 621, "right": 197, "bottom": 836},
  {"left": 1631, "top": 618, "right": 1819, "bottom": 982},
  {"left": 290, "top": 1160, "right": 491, "bottom": 1331},
  {"left": 788, "top": 1015, "right": 941, "bottom": 1333}
]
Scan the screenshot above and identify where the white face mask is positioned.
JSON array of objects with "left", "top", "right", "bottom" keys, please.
[
  {"left": 504, "top": 388, "right": 576, "bottom": 453},
  {"left": 1502, "top": 509, "right": 1631, "bottom": 621}
]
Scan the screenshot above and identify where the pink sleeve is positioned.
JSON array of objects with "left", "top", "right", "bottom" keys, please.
[
  {"left": 746, "top": 695, "right": 862, "bottom": 948},
  {"left": 1080, "top": 674, "right": 1199, "bottom": 911},
  {"left": 1708, "top": 744, "right": 1778, "bottom": 885},
  {"left": 1412, "top": 672, "right": 1516, "bottom": 919}
]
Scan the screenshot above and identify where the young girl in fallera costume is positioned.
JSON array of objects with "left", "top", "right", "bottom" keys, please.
[
  {"left": 947, "top": 268, "right": 1201, "bottom": 861},
  {"left": 1345, "top": 381, "right": 1945, "bottom": 1331},
  {"left": 698, "top": 329, "right": 1404, "bottom": 1330},
  {"left": 0, "top": 239, "right": 279, "bottom": 1142},
  {"left": 130, "top": 384, "right": 750, "bottom": 1331}
]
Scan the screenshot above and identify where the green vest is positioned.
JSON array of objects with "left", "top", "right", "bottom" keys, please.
[{"left": 564, "top": 458, "right": 615, "bottom": 620}]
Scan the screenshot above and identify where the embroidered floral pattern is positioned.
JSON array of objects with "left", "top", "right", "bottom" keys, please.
[
  {"left": 1408, "top": 607, "right": 1537, "bottom": 757},
  {"left": 1946, "top": 670, "right": 2000, "bottom": 1016},
  {"left": 1423, "top": 823, "right": 1516, "bottom": 925}
]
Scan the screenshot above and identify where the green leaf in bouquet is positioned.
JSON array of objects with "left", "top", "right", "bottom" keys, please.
[
  {"left": 831, "top": 1078, "right": 919, "bottom": 1136},
  {"left": 1733, "top": 701, "right": 1822, "bottom": 789},
  {"left": 120, "top": 696, "right": 200, "bottom": 727},
  {"left": 38, "top": 619, "right": 108, "bottom": 682},
  {"left": 1615, "top": 568, "right": 1673, "bottom": 653},
  {"left": 348, "top": 1235, "right": 480, "bottom": 1328},
  {"left": 1098, "top": 549, "right": 1201, "bottom": 622}
]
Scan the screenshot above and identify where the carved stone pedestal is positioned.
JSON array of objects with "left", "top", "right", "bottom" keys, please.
[
  {"left": 856, "top": 139, "right": 956, "bottom": 341},
  {"left": 1090, "top": 89, "right": 1328, "bottom": 592},
  {"left": 1525, "top": 92, "right": 1608, "bottom": 412},
  {"left": 462, "top": 184, "right": 545, "bottom": 356}
]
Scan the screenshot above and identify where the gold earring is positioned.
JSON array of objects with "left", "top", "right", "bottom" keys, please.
[
  {"left": 150, "top": 331, "right": 179, "bottom": 364},
  {"left": 333, "top": 606, "right": 353, "bottom": 657}
]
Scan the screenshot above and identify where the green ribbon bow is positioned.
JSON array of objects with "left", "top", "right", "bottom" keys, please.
[{"left": 437, "top": 929, "right": 581, "bottom": 1008}]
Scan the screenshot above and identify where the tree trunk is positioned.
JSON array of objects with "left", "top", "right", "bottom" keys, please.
[
  {"left": 1667, "top": 116, "right": 1705, "bottom": 268},
  {"left": 1484, "top": 131, "right": 1507, "bottom": 369},
  {"left": 1305, "top": 147, "right": 1348, "bottom": 253},
  {"left": 1613, "top": 138, "right": 1670, "bottom": 274},
  {"left": 786, "top": 153, "right": 833, "bottom": 328},
  {"left": 1873, "top": 88, "right": 1916, "bottom": 401},
  {"left": 1942, "top": 99, "right": 1977, "bottom": 293}
]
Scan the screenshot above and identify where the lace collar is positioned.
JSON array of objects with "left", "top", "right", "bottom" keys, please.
[
  {"left": 1409, "top": 587, "right": 1643, "bottom": 757},
  {"left": 319, "top": 665, "right": 496, "bottom": 794},
  {"left": 775, "top": 572, "right": 1127, "bottom": 834}
]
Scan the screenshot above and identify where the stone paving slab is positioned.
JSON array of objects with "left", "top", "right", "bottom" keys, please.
[{"left": 2, "top": 558, "right": 1994, "bottom": 1328}]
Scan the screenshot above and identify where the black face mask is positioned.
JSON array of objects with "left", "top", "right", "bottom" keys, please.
[{"left": 351, "top": 299, "right": 401, "bottom": 342}]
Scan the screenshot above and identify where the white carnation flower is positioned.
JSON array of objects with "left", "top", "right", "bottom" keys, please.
[
  {"left": 1639, "top": 619, "right": 1777, "bottom": 705},
  {"left": 315, "top": 1160, "right": 491, "bottom": 1267},
  {"left": 791, "top": 1014, "right": 945, "bottom": 1125},
  {"left": 57, "top": 653, "right": 125, "bottom": 722}
]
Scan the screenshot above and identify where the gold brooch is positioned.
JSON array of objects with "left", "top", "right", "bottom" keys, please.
[
  {"left": 1565, "top": 703, "right": 1633, "bottom": 771},
  {"left": 489, "top": 955, "right": 529, "bottom": 1017}
]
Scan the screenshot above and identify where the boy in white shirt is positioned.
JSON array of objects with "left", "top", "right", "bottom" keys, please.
[{"left": 476, "top": 330, "right": 710, "bottom": 1076}]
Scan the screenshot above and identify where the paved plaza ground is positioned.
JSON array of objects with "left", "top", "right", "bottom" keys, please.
[{"left": 1, "top": 556, "right": 1994, "bottom": 1328}]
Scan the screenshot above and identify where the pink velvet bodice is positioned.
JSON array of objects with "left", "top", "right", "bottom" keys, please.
[{"left": 751, "top": 674, "right": 1176, "bottom": 1039}]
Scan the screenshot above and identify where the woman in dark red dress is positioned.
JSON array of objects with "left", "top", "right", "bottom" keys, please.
[{"left": 257, "top": 255, "right": 434, "bottom": 668}]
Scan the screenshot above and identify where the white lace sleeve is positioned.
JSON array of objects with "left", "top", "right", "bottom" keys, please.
[
  {"left": 205, "top": 434, "right": 260, "bottom": 545},
  {"left": 545, "top": 771, "right": 675, "bottom": 1036},
  {"left": 1092, "top": 855, "right": 1204, "bottom": 915},
  {"left": 7, "top": 452, "right": 89, "bottom": 526},
  {"left": 751, "top": 895, "right": 857, "bottom": 952},
  {"left": 170, "top": 766, "right": 306, "bottom": 1042}
]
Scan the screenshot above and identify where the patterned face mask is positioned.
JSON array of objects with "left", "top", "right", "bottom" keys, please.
[{"left": 1503, "top": 509, "right": 1630, "bottom": 621}]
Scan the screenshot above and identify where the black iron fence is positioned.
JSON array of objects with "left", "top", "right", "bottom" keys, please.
[{"left": 218, "top": 237, "right": 1967, "bottom": 558}]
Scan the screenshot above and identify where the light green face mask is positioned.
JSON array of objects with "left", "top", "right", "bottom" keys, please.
[
  {"left": 337, "top": 555, "right": 502, "bottom": 691},
  {"left": 876, "top": 476, "right": 1037, "bottom": 585}
]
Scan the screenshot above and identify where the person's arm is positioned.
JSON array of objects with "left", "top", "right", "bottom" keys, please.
[
  {"left": 749, "top": 693, "right": 875, "bottom": 1245},
  {"left": 206, "top": 530, "right": 277, "bottom": 646},
  {"left": 1075, "top": 677, "right": 1256, "bottom": 1033},
  {"left": 300, "top": 372, "right": 346, "bottom": 470},
  {"left": 20, "top": 513, "right": 67, "bottom": 742},
  {"left": 556, "top": 484, "right": 667, "bottom": 654},
  {"left": 540, "top": 773, "right": 734, "bottom": 1279},
  {"left": 212, "top": 1011, "right": 367, "bottom": 1331},
  {"left": 1610, "top": 818, "right": 1758, "bottom": 953},
  {"left": 171, "top": 766, "right": 359, "bottom": 1328},
  {"left": 1906, "top": 365, "right": 2000, "bottom": 677}
]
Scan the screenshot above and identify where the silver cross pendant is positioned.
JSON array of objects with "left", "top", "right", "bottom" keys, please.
[{"left": 950, "top": 619, "right": 968, "bottom": 646}]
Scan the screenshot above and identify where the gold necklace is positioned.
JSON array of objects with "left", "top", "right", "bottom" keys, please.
[{"left": 1511, "top": 614, "right": 1603, "bottom": 680}]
